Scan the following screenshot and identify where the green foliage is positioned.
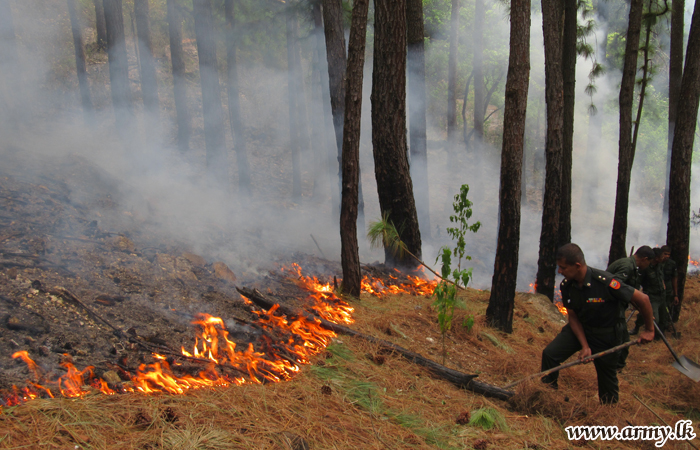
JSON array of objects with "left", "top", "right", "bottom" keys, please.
[
  {"left": 468, "top": 407, "right": 509, "bottom": 431},
  {"left": 366, "top": 212, "right": 407, "bottom": 259},
  {"left": 433, "top": 185, "right": 480, "bottom": 364},
  {"left": 462, "top": 315, "right": 475, "bottom": 332}
]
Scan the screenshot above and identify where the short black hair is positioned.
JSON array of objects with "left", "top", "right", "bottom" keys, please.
[
  {"left": 635, "top": 245, "right": 655, "bottom": 260},
  {"left": 653, "top": 247, "right": 664, "bottom": 258},
  {"left": 556, "top": 243, "right": 585, "bottom": 265},
  {"left": 660, "top": 245, "right": 671, "bottom": 253}
]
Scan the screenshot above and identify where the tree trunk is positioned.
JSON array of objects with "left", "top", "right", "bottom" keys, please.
[
  {"left": 322, "top": 0, "right": 347, "bottom": 201},
  {"left": 67, "top": 0, "right": 93, "bottom": 121},
  {"left": 406, "top": 0, "right": 430, "bottom": 241},
  {"left": 472, "top": 0, "right": 484, "bottom": 142},
  {"left": 631, "top": 2, "right": 653, "bottom": 159},
  {"left": 103, "top": 0, "right": 133, "bottom": 128},
  {"left": 667, "top": 0, "right": 700, "bottom": 316},
  {"left": 224, "top": 0, "right": 251, "bottom": 197},
  {"left": 0, "top": 0, "right": 17, "bottom": 71},
  {"left": 313, "top": 1, "right": 340, "bottom": 213},
  {"left": 446, "top": 0, "right": 460, "bottom": 146},
  {"left": 93, "top": 0, "right": 107, "bottom": 49},
  {"left": 559, "top": 0, "right": 576, "bottom": 247},
  {"left": 340, "top": 0, "right": 369, "bottom": 298},
  {"left": 486, "top": 0, "right": 530, "bottom": 333},
  {"left": 134, "top": 0, "right": 159, "bottom": 118},
  {"left": 608, "top": 0, "right": 643, "bottom": 265},
  {"left": 535, "top": 0, "right": 564, "bottom": 301},
  {"left": 372, "top": 0, "right": 422, "bottom": 267},
  {"left": 664, "top": 0, "right": 685, "bottom": 220},
  {"left": 193, "top": 0, "right": 228, "bottom": 185},
  {"left": 285, "top": 8, "right": 303, "bottom": 201},
  {"left": 166, "top": 0, "right": 190, "bottom": 153}
]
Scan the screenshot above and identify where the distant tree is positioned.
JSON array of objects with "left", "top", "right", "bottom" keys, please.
[
  {"left": 67, "top": 0, "right": 92, "bottom": 121},
  {"left": 103, "top": 0, "right": 133, "bottom": 128},
  {"left": 559, "top": 0, "right": 577, "bottom": 247},
  {"left": 224, "top": 0, "right": 251, "bottom": 197},
  {"left": 667, "top": 0, "right": 700, "bottom": 319},
  {"left": 486, "top": 0, "right": 530, "bottom": 333},
  {"left": 340, "top": 0, "right": 369, "bottom": 298},
  {"left": 472, "top": 0, "right": 485, "bottom": 142},
  {"left": 535, "top": 0, "right": 564, "bottom": 301},
  {"left": 406, "top": 0, "right": 430, "bottom": 240},
  {"left": 193, "top": 0, "right": 228, "bottom": 184},
  {"left": 447, "top": 0, "right": 460, "bottom": 148},
  {"left": 134, "top": 0, "right": 159, "bottom": 118},
  {"left": 93, "top": 0, "right": 107, "bottom": 49},
  {"left": 285, "top": 6, "right": 303, "bottom": 201},
  {"left": 608, "top": 0, "right": 643, "bottom": 264},
  {"left": 372, "top": 0, "right": 422, "bottom": 267},
  {"left": 166, "top": 0, "right": 190, "bottom": 152}
]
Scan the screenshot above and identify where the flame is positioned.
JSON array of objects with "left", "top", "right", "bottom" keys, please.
[
  {"left": 689, "top": 255, "right": 699, "bottom": 267},
  {"left": 529, "top": 282, "right": 567, "bottom": 316}
]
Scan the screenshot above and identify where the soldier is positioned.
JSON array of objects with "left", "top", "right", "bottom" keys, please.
[
  {"left": 606, "top": 245, "right": 654, "bottom": 370},
  {"left": 660, "top": 245, "right": 680, "bottom": 325},
  {"left": 541, "top": 244, "right": 654, "bottom": 404},
  {"left": 633, "top": 248, "right": 670, "bottom": 338}
]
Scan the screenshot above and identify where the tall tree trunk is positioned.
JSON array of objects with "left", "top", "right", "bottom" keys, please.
[
  {"left": 486, "top": 0, "right": 530, "bottom": 333},
  {"left": 535, "top": 0, "right": 564, "bottom": 301},
  {"left": 340, "top": 0, "right": 369, "bottom": 298},
  {"left": 372, "top": 0, "right": 422, "bottom": 267},
  {"left": 286, "top": 8, "right": 303, "bottom": 201},
  {"left": 559, "top": 0, "right": 576, "bottom": 246},
  {"left": 472, "top": 0, "right": 485, "bottom": 142},
  {"left": 322, "top": 0, "right": 347, "bottom": 201},
  {"left": 667, "top": 0, "right": 700, "bottom": 321},
  {"left": 664, "top": 0, "right": 685, "bottom": 220},
  {"left": 225, "top": 0, "right": 251, "bottom": 197},
  {"left": 608, "top": 0, "right": 643, "bottom": 265},
  {"left": 166, "top": 0, "right": 190, "bottom": 152},
  {"left": 93, "top": 0, "right": 107, "bottom": 49},
  {"left": 0, "top": 0, "right": 17, "bottom": 71},
  {"left": 193, "top": 0, "right": 228, "bottom": 185},
  {"left": 446, "top": 0, "right": 460, "bottom": 146},
  {"left": 134, "top": 0, "right": 159, "bottom": 118},
  {"left": 313, "top": 1, "right": 340, "bottom": 213},
  {"left": 67, "top": 0, "right": 93, "bottom": 121},
  {"left": 631, "top": 2, "right": 653, "bottom": 158},
  {"left": 103, "top": 0, "right": 133, "bottom": 129},
  {"left": 406, "top": 0, "right": 430, "bottom": 241}
]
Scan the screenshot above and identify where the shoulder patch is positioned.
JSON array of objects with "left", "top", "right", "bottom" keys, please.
[{"left": 609, "top": 279, "right": 620, "bottom": 289}]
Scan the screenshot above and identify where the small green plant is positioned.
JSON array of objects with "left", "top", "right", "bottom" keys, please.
[
  {"left": 433, "top": 185, "right": 480, "bottom": 364},
  {"left": 463, "top": 314, "right": 475, "bottom": 332},
  {"left": 367, "top": 211, "right": 407, "bottom": 258},
  {"left": 468, "top": 407, "right": 509, "bottom": 431}
]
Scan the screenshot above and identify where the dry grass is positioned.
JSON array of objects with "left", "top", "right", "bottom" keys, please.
[{"left": 1, "top": 283, "right": 699, "bottom": 449}]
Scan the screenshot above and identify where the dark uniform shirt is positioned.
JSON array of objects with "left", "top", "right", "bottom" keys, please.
[
  {"left": 662, "top": 259, "right": 677, "bottom": 297},
  {"left": 641, "top": 263, "right": 665, "bottom": 296},
  {"left": 560, "top": 267, "right": 635, "bottom": 329},
  {"left": 606, "top": 256, "right": 641, "bottom": 289}
]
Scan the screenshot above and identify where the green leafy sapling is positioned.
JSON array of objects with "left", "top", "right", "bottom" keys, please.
[{"left": 433, "top": 184, "right": 480, "bottom": 364}]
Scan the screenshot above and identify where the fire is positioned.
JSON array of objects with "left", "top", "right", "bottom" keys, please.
[
  {"left": 689, "top": 256, "right": 699, "bottom": 267},
  {"left": 528, "top": 282, "right": 567, "bottom": 316}
]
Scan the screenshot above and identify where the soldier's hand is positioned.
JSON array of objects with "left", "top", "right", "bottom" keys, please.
[
  {"left": 578, "top": 347, "right": 592, "bottom": 362},
  {"left": 637, "top": 329, "right": 654, "bottom": 344},
  {"left": 673, "top": 296, "right": 679, "bottom": 305}
]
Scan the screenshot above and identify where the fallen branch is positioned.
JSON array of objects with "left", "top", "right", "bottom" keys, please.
[{"left": 237, "top": 286, "right": 514, "bottom": 401}]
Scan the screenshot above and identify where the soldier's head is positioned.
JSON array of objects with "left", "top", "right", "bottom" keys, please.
[
  {"left": 660, "top": 244, "right": 671, "bottom": 261},
  {"left": 634, "top": 246, "right": 654, "bottom": 270},
  {"left": 556, "top": 243, "right": 586, "bottom": 281},
  {"left": 653, "top": 247, "right": 664, "bottom": 264}
]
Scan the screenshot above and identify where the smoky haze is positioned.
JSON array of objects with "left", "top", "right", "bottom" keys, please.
[{"left": 0, "top": 1, "right": 698, "bottom": 292}]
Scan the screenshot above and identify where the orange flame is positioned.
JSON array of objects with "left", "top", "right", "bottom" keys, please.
[{"left": 529, "top": 282, "right": 567, "bottom": 316}]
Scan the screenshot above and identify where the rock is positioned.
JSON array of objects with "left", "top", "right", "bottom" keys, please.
[
  {"left": 182, "top": 252, "right": 207, "bottom": 268},
  {"left": 101, "top": 370, "right": 122, "bottom": 386},
  {"left": 212, "top": 262, "right": 237, "bottom": 283},
  {"left": 112, "top": 236, "right": 135, "bottom": 253}
]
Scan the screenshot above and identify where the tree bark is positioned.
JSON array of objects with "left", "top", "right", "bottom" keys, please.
[
  {"left": 193, "top": 0, "right": 228, "bottom": 185},
  {"left": 322, "top": 0, "right": 347, "bottom": 201},
  {"left": 103, "top": 0, "right": 133, "bottom": 129},
  {"left": 667, "top": 0, "right": 700, "bottom": 317},
  {"left": 134, "top": 0, "right": 159, "bottom": 118},
  {"left": 372, "top": 0, "right": 422, "bottom": 267},
  {"left": 340, "top": 0, "right": 369, "bottom": 298},
  {"left": 166, "top": 0, "right": 190, "bottom": 153},
  {"left": 67, "top": 0, "right": 93, "bottom": 121},
  {"left": 535, "top": 0, "right": 564, "bottom": 301},
  {"left": 0, "top": 0, "right": 17, "bottom": 70},
  {"left": 286, "top": 8, "right": 303, "bottom": 201},
  {"left": 559, "top": 0, "right": 576, "bottom": 247},
  {"left": 608, "top": 0, "right": 643, "bottom": 265},
  {"left": 93, "top": 0, "right": 107, "bottom": 49},
  {"left": 225, "top": 0, "right": 251, "bottom": 197},
  {"left": 472, "top": 0, "right": 485, "bottom": 142},
  {"left": 406, "top": 0, "right": 430, "bottom": 241},
  {"left": 664, "top": 0, "right": 685, "bottom": 220},
  {"left": 447, "top": 0, "right": 460, "bottom": 146},
  {"left": 486, "top": 0, "right": 530, "bottom": 333}
]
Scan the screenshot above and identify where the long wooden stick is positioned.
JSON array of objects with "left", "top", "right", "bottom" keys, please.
[
  {"left": 633, "top": 394, "right": 700, "bottom": 450},
  {"left": 503, "top": 340, "right": 638, "bottom": 389}
]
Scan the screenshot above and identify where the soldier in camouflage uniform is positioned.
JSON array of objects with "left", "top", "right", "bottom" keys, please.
[
  {"left": 541, "top": 244, "right": 654, "bottom": 404},
  {"left": 606, "top": 245, "right": 654, "bottom": 370},
  {"left": 633, "top": 248, "right": 670, "bottom": 337},
  {"left": 660, "top": 245, "right": 680, "bottom": 325}
]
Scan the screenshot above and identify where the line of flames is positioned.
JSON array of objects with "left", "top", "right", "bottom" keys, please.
[{"left": 529, "top": 282, "right": 568, "bottom": 316}]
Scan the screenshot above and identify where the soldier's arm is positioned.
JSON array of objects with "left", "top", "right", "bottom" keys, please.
[
  {"left": 672, "top": 274, "right": 679, "bottom": 304},
  {"left": 630, "top": 290, "right": 654, "bottom": 344},
  {"left": 567, "top": 310, "right": 592, "bottom": 361}
]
